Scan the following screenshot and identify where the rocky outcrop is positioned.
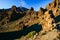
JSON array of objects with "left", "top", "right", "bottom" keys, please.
[
  {"left": 0, "top": 0, "right": 60, "bottom": 40},
  {"left": 0, "top": 0, "right": 60, "bottom": 32},
  {"left": 46, "top": 0, "right": 60, "bottom": 16}
]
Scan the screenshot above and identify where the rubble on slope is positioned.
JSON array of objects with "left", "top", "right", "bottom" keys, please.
[{"left": 0, "top": 0, "right": 60, "bottom": 40}]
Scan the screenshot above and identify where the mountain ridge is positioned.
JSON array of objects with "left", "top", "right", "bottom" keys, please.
[
  {"left": 0, "top": 0, "right": 60, "bottom": 32},
  {"left": 0, "top": 0, "right": 60, "bottom": 40}
]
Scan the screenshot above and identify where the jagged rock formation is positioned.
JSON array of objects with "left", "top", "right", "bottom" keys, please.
[
  {"left": 0, "top": 0, "right": 60, "bottom": 40},
  {"left": 0, "top": 0, "right": 60, "bottom": 32},
  {"left": 46, "top": 0, "right": 60, "bottom": 16}
]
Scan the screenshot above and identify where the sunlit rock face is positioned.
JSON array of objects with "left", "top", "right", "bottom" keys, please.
[
  {"left": 39, "top": 0, "right": 60, "bottom": 32},
  {"left": 0, "top": 0, "right": 60, "bottom": 32},
  {"left": 0, "top": 0, "right": 60, "bottom": 40},
  {"left": 38, "top": 8, "right": 56, "bottom": 31},
  {"left": 46, "top": 0, "right": 60, "bottom": 16}
]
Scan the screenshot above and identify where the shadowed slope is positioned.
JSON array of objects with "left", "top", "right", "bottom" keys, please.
[{"left": 0, "top": 24, "right": 42, "bottom": 40}]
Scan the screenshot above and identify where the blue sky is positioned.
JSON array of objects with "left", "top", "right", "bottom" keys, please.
[{"left": 0, "top": 0, "right": 53, "bottom": 11}]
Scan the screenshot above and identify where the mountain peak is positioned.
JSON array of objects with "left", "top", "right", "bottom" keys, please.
[
  {"left": 11, "top": 5, "right": 17, "bottom": 11},
  {"left": 0, "top": 0, "right": 60, "bottom": 32}
]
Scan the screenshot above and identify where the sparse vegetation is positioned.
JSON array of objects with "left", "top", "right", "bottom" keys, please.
[
  {"left": 0, "top": 0, "right": 60, "bottom": 40},
  {"left": 25, "top": 31, "right": 36, "bottom": 38}
]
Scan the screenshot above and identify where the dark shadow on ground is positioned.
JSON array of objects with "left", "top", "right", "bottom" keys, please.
[
  {"left": 56, "top": 24, "right": 60, "bottom": 30},
  {"left": 54, "top": 15, "right": 60, "bottom": 23},
  {"left": 54, "top": 15, "right": 60, "bottom": 31},
  {"left": 0, "top": 24, "right": 42, "bottom": 40}
]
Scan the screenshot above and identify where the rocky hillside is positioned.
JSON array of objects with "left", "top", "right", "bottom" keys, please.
[{"left": 0, "top": 0, "right": 60, "bottom": 40}]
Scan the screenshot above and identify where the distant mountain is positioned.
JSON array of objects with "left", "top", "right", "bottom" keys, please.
[
  {"left": 0, "top": 6, "right": 29, "bottom": 26},
  {"left": 5, "top": 7, "right": 28, "bottom": 12},
  {"left": 0, "top": 0, "right": 60, "bottom": 40},
  {"left": 0, "top": 0, "right": 60, "bottom": 32}
]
